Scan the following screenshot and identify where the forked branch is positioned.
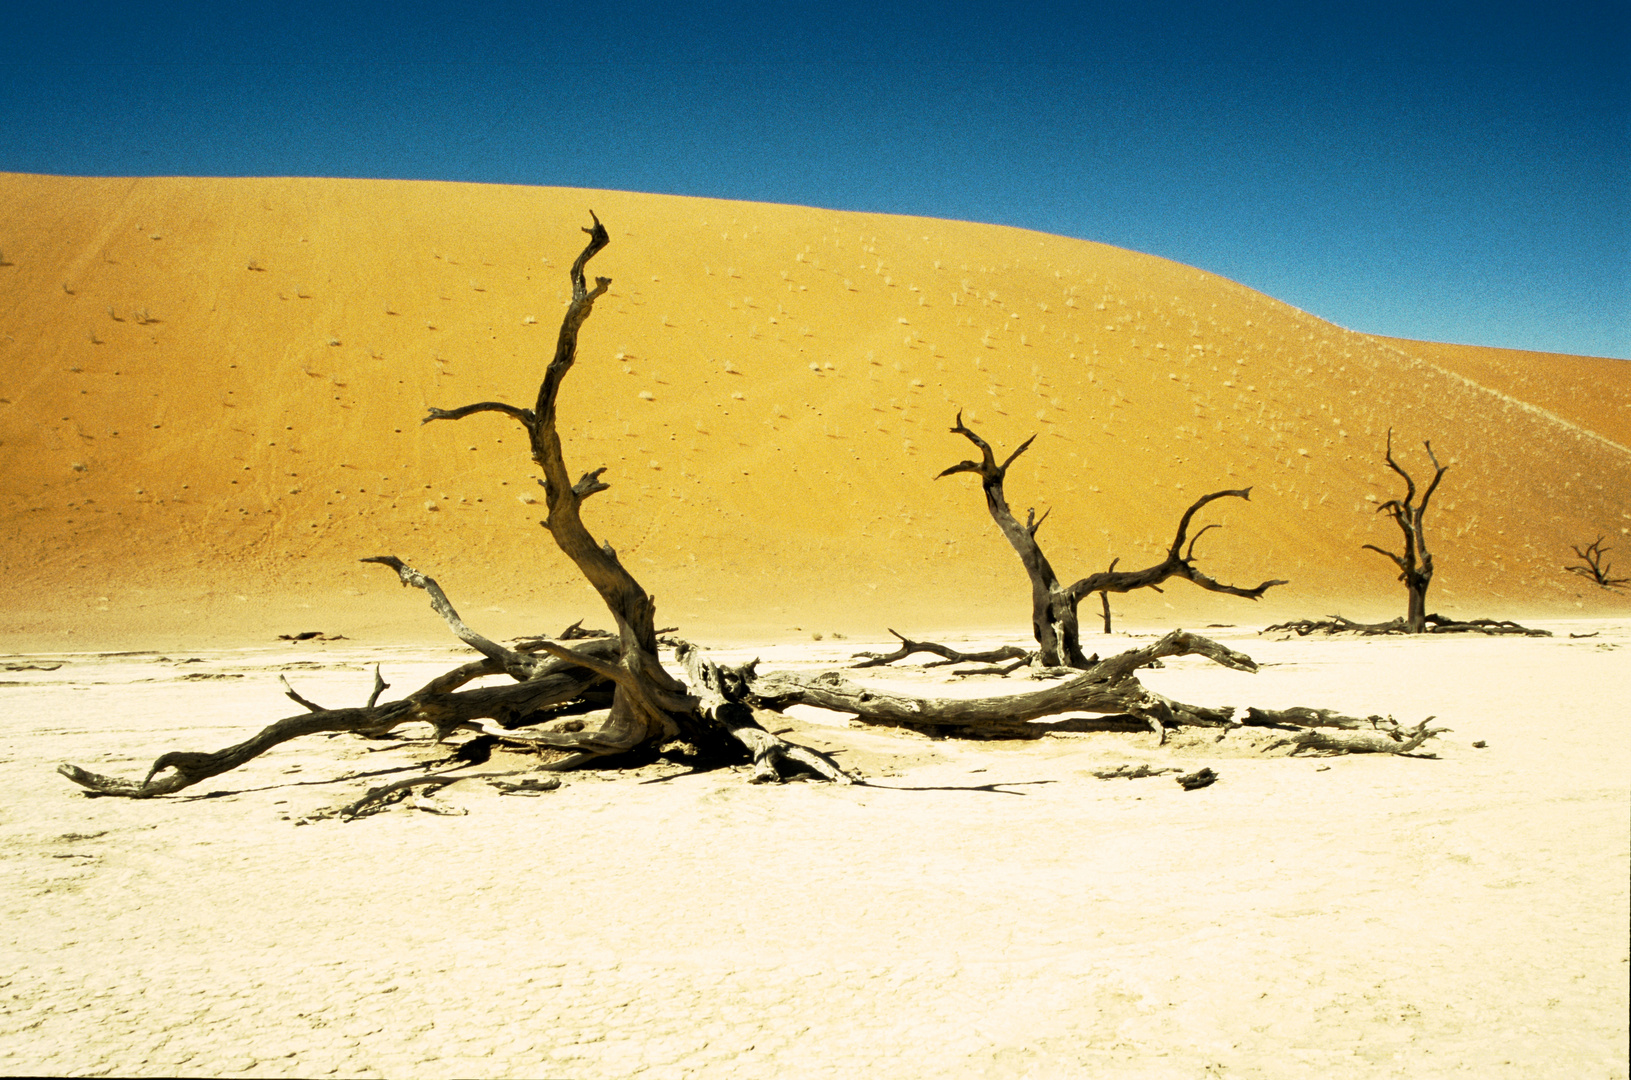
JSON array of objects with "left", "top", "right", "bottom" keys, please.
[
  {"left": 1063, "top": 487, "right": 1288, "bottom": 604},
  {"left": 936, "top": 414, "right": 1285, "bottom": 665},
  {"left": 1566, "top": 536, "right": 1628, "bottom": 589},
  {"left": 850, "top": 630, "right": 1032, "bottom": 671}
]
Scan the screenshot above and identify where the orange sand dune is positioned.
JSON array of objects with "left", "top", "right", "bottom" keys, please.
[{"left": 1, "top": 174, "right": 1626, "bottom": 648}]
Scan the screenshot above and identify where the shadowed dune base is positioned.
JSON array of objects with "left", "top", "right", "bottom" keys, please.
[{"left": 1, "top": 174, "right": 1627, "bottom": 651}]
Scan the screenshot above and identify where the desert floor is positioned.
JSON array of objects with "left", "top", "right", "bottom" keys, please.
[{"left": 2, "top": 619, "right": 1627, "bottom": 1079}]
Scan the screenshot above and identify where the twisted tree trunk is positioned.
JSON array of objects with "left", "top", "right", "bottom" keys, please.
[
  {"left": 1364, "top": 430, "right": 1447, "bottom": 634},
  {"left": 421, "top": 214, "right": 699, "bottom": 759},
  {"left": 938, "top": 413, "right": 1287, "bottom": 667}
]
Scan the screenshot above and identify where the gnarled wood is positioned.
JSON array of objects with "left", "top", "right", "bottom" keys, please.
[
  {"left": 1263, "top": 614, "right": 1550, "bottom": 638},
  {"left": 750, "top": 630, "right": 1252, "bottom": 743},
  {"left": 1364, "top": 430, "right": 1447, "bottom": 633},
  {"left": 56, "top": 622, "right": 629, "bottom": 797},
  {"left": 1566, "top": 536, "right": 1628, "bottom": 589},
  {"left": 1259, "top": 716, "right": 1450, "bottom": 756},
  {"left": 677, "top": 643, "right": 851, "bottom": 783},
  {"left": 938, "top": 413, "right": 1286, "bottom": 666},
  {"left": 423, "top": 213, "right": 698, "bottom": 756},
  {"left": 850, "top": 630, "right": 1032, "bottom": 671}
]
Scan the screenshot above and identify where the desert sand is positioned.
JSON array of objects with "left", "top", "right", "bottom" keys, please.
[
  {"left": 2, "top": 626, "right": 1627, "bottom": 1078},
  {"left": 1, "top": 175, "right": 1628, "bottom": 1077},
  {"left": 1, "top": 174, "right": 1628, "bottom": 648}
]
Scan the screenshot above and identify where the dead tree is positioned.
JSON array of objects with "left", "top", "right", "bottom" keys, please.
[
  {"left": 1362, "top": 430, "right": 1447, "bottom": 633},
  {"left": 1263, "top": 431, "right": 1548, "bottom": 637},
  {"left": 58, "top": 216, "right": 849, "bottom": 798},
  {"left": 1566, "top": 536, "right": 1628, "bottom": 589},
  {"left": 55, "top": 218, "right": 1436, "bottom": 806},
  {"left": 935, "top": 414, "right": 1286, "bottom": 667}
]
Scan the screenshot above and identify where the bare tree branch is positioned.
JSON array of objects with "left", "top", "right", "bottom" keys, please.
[{"left": 935, "top": 415, "right": 1285, "bottom": 663}]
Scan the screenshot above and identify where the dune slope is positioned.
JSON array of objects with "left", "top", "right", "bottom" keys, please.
[{"left": 1, "top": 174, "right": 1626, "bottom": 646}]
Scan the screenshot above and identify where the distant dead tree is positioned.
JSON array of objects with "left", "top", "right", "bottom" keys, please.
[
  {"left": 1566, "top": 536, "right": 1628, "bottom": 589},
  {"left": 925, "top": 414, "right": 1286, "bottom": 668},
  {"left": 1363, "top": 430, "right": 1446, "bottom": 634},
  {"left": 1265, "top": 431, "right": 1548, "bottom": 637}
]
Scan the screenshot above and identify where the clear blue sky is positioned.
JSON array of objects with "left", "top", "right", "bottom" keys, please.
[{"left": 3, "top": 1, "right": 1626, "bottom": 358}]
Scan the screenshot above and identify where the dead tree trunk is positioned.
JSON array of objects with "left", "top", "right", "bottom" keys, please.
[
  {"left": 58, "top": 216, "right": 846, "bottom": 798},
  {"left": 1364, "top": 430, "right": 1447, "bottom": 633},
  {"left": 420, "top": 214, "right": 700, "bottom": 761},
  {"left": 938, "top": 414, "right": 1287, "bottom": 667}
]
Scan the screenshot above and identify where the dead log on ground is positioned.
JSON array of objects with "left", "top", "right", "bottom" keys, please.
[
  {"left": 850, "top": 630, "right": 1033, "bottom": 672},
  {"left": 1258, "top": 717, "right": 1450, "bottom": 756},
  {"left": 753, "top": 629, "right": 1249, "bottom": 744},
  {"left": 1262, "top": 614, "right": 1550, "bottom": 637}
]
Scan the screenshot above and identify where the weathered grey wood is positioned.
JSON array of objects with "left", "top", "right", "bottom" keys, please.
[
  {"left": 750, "top": 630, "right": 1251, "bottom": 742},
  {"left": 938, "top": 413, "right": 1286, "bottom": 667},
  {"left": 1263, "top": 614, "right": 1550, "bottom": 638},
  {"left": 56, "top": 637, "right": 626, "bottom": 797},
  {"left": 362, "top": 555, "right": 553, "bottom": 682},
  {"left": 678, "top": 643, "right": 851, "bottom": 783},
  {"left": 1363, "top": 430, "right": 1447, "bottom": 633},
  {"left": 1260, "top": 717, "right": 1449, "bottom": 756},
  {"left": 850, "top": 630, "right": 1032, "bottom": 670},
  {"left": 423, "top": 214, "right": 699, "bottom": 756}
]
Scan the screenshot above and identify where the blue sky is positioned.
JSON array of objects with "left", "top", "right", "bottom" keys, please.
[{"left": 3, "top": 1, "right": 1626, "bottom": 358}]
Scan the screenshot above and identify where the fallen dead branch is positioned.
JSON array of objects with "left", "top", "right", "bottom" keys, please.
[
  {"left": 849, "top": 630, "right": 1032, "bottom": 672},
  {"left": 1257, "top": 717, "right": 1450, "bottom": 756},
  {"left": 1263, "top": 615, "right": 1550, "bottom": 637}
]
